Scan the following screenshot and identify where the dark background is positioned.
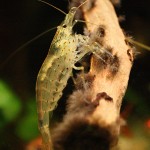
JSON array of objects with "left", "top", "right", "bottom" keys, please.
[{"left": 0, "top": 0, "right": 150, "bottom": 149}]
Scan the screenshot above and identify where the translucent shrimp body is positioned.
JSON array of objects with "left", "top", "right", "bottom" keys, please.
[{"left": 36, "top": 7, "right": 92, "bottom": 150}]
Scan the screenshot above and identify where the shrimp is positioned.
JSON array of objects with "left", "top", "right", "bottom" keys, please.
[
  {"left": 36, "top": 4, "right": 87, "bottom": 150},
  {"left": 36, "top": 0, "right": 107, "bottom": 149}
]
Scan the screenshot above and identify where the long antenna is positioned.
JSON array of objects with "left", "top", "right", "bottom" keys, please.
[
  {"left": 38, "top": 0, "right": 67, "bottom": 15},
  {"left": 127, "top": 38, "right": 150, "bottom": 51},
  {"left": 0, "top": 27, "right": 57, "bottom": 69},
  {"left": 77, "top": 0, "right": 88, "bottom": 9}
]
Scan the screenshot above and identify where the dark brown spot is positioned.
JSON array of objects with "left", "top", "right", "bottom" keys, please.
[
  {"left": 62, "top": 24, "right": 67, "bottom": 28},
  {"left": 90, "top": 25, "right": 106, "bottom": 46},
  {"left": 96, "top": 92, "right": 107, "bottom": 99},
  {"left": 97, "top": 25, "right": 106, "bottom": 38},
  {"left": 87, "top": 0, "right": 96, "bottom": 11},
  {"left": 109, "top": 54, "right": 120, "bottom": 75},
  {"left": 105, "top": 95, "right": 113, "bottom": 101},
  {"left": 95, "top": 92, "right": 113, "bottom": 102},
  {"left": 127, "top": 49, "right": 134, "bottom": 62}
]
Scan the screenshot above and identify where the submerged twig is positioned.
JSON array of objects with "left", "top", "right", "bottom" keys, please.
[{"left": 51, "top": 0, "right": 133, "bottom": 149}]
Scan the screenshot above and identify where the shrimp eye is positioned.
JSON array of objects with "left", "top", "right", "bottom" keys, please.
[{"left": 62, "top": 24, "right": 67, "bottom": 28}]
